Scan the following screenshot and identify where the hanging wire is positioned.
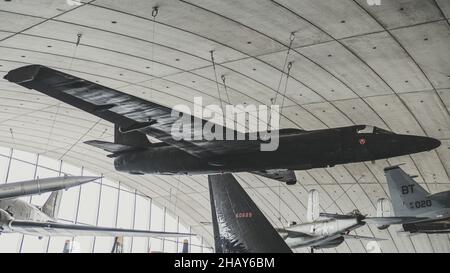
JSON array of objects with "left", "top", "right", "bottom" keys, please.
[
  {"left": 9, "top": 128, "right": 15, "bottom": 146},
  {"left": 172, "top": 176, "right": 181, "bottom": 217},
  {"left": 45, "top": 33, "right": 82, "bottom": 154},
  {"left": 75, "top": 33, "right": 82, "bottom": 46},
  {"left": 221, "top": 75, "right": 231, "bottom": 104},
  {"left": 68, "top": 33, "right": 82, "bottom": 73},
  {"left": 210, "top": 50, "right": 224, "bottom": 111},
  {"left": 279, "top": 61, "right": 293, "bottom": 117},
  {"left": 149, "top": 6, "right": 159, "bottom": 90},
  {"left": 278, "top": 181, "right": 282, "bottom": 222},
  {"left": 57, "top": 118, "right": 102, "bottom": 160},
  {"left": 272, "top": 32, "right": 296, "bottom": 106}
]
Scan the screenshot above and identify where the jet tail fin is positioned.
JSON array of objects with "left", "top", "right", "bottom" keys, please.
[
  {"left": 374, "top": 198, "right": 391, "bottom": 230},
  {"left": 42, "top": 190, "right": 63, "bottom": 219},
  {"left": 384, "top": 166, "right": 445, "bottom": 217},
  {"left": 377, "top": 198, "right": 391, "bottom": 217},
  {"left": 181, "top": 239, "right": 189, "bottom": 253},
  {"left": 208, "top": 174, "right": 292, "bottom": 253},
  {"left": 307, "top": 189, "right": 319, "bottom": 222},
  {"left": 114, "top": 124, "right": 150, "bottom": 147}
]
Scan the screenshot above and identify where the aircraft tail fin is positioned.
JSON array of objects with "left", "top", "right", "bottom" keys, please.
[
  {"left": 376, "top": 198, "right": 391, "bottom": 218},
  {"left": 374, "top": 198, "right": 392, "bottom": 230},
  {"left": 384, "top": 166, "right": 444, "bottom": 217},
  {"left": 114, "top": 124, "right": 150, "bottom": 147},
  {"left": 307, "top": 189, "right": 320, "bottom": 222},
  {"left": 84, "top": 124, "right": 151, "bottom": 157},
  {"left": 42, "top": 190, "right": 63, "bottom": 219},
  {"left": 208, "top": 174, "right": 292, "bottom": 253},
  {"left": 181, "top": 239, "right": 189, "bottom": 253}
]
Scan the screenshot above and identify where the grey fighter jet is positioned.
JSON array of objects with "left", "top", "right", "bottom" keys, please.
[
  {"left": 277, "top": 190, "right": 385, "bottom": 252},
  {"left": 0, "top": 177, "right": 192, "bottom": 239},
  {"left": 368, "top": 166, "right": 450, "bottom": 234}
]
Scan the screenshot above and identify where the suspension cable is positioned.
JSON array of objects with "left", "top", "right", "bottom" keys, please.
[
  {"left": 221, "top": 74, "right": 231, "bottom": 104},
  {"left": 280, "top": 61, "right": 293, "bottom": 116},
  {"left": 273, "top": 32, "right": 296, "bottom": 106},
  {"left": 150, "top": 6, "right": 158, "bottom": 90},
  {"left": 46, "top": 33, "right": 82, "bottom": 154},
  {"left": 210, "top": 50, "right": 224, "bottom": 111}
]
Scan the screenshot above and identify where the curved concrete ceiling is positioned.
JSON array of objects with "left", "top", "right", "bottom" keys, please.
[{"left": 0, "top": 0, "right": 449, "bottom": 252}]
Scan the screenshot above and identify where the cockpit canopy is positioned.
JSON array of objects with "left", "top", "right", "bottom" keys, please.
[{"left": 357, "top": 126, "right": 394, "bottom": 135}]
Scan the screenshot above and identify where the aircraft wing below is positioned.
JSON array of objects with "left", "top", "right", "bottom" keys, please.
[
  {"left": 342, "top": 234, "right": 386, "bottom": 241},
  {"left": 6, "top": 220, "right": 193, "bottom": 238},
  {"left": 364, "top": 216, "right": 429, "bottom": 226},
  {"left": 3, "top": 65, "right": 267, "bottom": 158},
  {"left": 275, "top": 228, "right": 312, "bottom": 238}
]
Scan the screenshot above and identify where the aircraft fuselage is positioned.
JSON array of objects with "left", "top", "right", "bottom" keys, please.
[
  {"left": 282, "top": 218, "right": 361, "bottom": 249},
  {"left": 114, "top": 125, "right": 440, "bottom": 176}
]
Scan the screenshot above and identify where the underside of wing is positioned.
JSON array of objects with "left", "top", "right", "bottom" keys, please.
[
  {"left": 252, "top": 170, "right": 297, "bottom": 184},
  {"left": 7, "top": 220, "right": 193, "bottom": 238},
  {"left": 275, "top": 228, "right": 311, "bottom": 238},
  {"left": 342, "top": 234, "right": 386, "bottom": 241},
  {"left": 364, "top": 216, "right": 429, "bottom": 226}
]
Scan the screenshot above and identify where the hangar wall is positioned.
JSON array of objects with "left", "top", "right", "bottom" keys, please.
[{"left": 0, "top": 146, "right": 212, "bottom": 253}]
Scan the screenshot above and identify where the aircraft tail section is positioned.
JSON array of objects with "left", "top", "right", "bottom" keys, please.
[
  {"left": 376, "top": 198, "right": 391, "bottom": 218},
  {"left": 181, "top": 239, "right": 189, "bottom": 253},
  {"left": 385, "top": 166, "right": 445, "bottom": 217},
  {"left": 114, "top": 124, "right": 150, "bottom": 147},
  {"left": 307, "top": 189, "right": 320, "bottom": 222},
  {"left": 84, "top": 125, "right": 151, "bottom": 157},
  {"left": 208, "top": 173, "right": 292, "bottom": 253},
  {"left": 42, "top": 190, "right": 63, "bottom": 219}
]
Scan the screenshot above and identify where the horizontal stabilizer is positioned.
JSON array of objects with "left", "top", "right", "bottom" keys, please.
[
  {"left": 251, "top": 170, "right": 297, "bottom": 184},
  {"left": 84, "top": 140, "right": 136, "bottom": 154},
  {"left": 343, "top": 234, "right": 386, "bottom": 241}
]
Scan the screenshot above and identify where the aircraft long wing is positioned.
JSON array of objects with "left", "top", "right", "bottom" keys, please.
[
  {"left": 364, "top": 216, "right": 429, "bottom": 226},
  {"left": 274, "top": 228, "right": 311, "bottom": 238},
  {"left": 3, "top": 65, "right": 265, "bottom": 158},
  {"left": 6, "top": 220, "right": 193, "bottom": 238},
  {"left": 342, "top": 234, "right": 386, "bottom": 241}
]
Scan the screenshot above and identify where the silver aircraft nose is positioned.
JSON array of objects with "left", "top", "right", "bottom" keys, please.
[{"left": 60, "top": 176, "right": 101, "bottom": 188}]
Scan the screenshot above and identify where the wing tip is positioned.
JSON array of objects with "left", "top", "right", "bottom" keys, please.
[{"left": 4, "top": 64, "right": 43, "bottom": 83}]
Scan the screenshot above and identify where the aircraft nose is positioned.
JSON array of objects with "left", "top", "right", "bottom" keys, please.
[
  {"left": 403, "top": 135, "right": 441, "bottom": 152},
  {"left": 428, "top": 137, "right": 441, "bottom": 150}
]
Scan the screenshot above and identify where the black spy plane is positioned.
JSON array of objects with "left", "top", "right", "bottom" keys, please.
[{"left": 3, "top": 65, "right": 441, "bottom": 184}]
